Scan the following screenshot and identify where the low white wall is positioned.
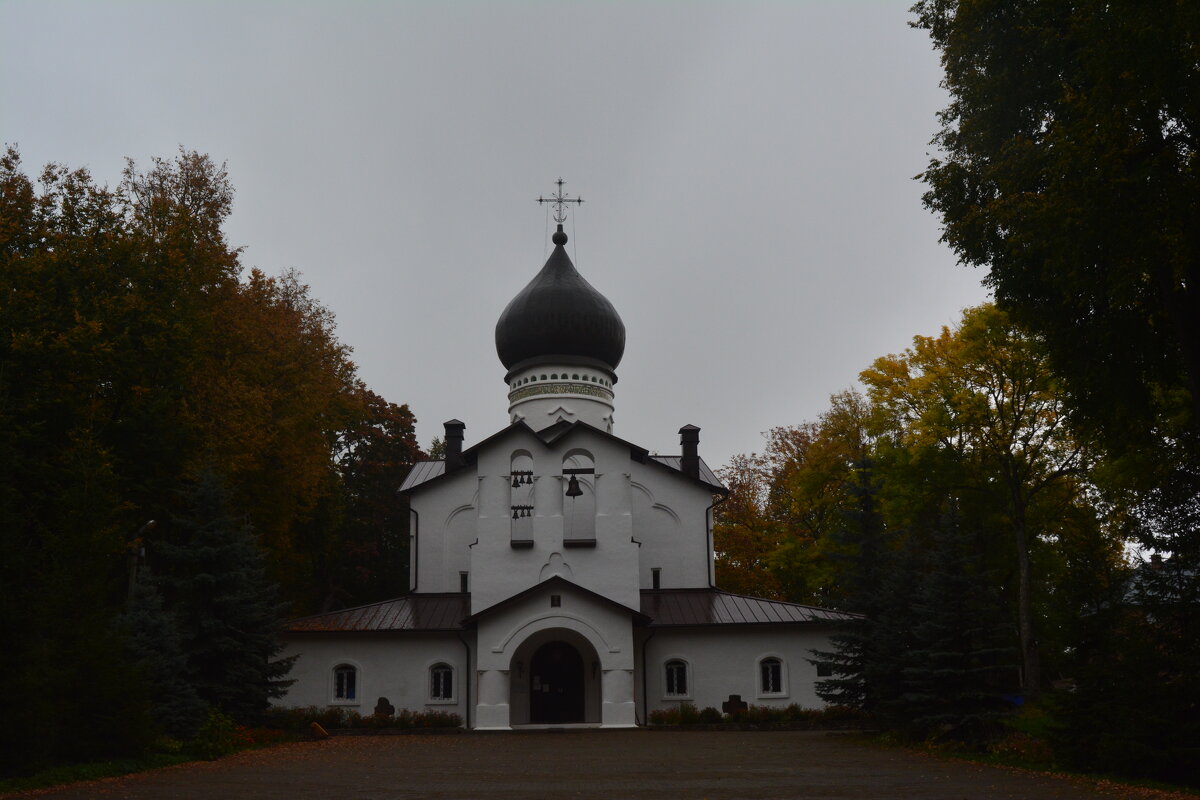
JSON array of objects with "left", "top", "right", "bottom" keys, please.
[
  {"left": 277, "top": 632, "right": 469, "bottom": 722},
  {"left": 639, "top": 625, "right": 841, "bottom": 715}
]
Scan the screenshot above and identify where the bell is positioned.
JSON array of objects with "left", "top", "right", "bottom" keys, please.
[
  {"left": 512, "top": 508, "right": 519, "bottom": 519},
  {"left": 565, "top": 475, "right": 583, "bottom": 497},
  {"left": 512, "top": 475, "right": 520, "bottom": 488}
]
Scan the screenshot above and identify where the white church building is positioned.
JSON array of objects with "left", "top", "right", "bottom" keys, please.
[{"left": 279, "top": 205, "right": 855, "bottom": 728}]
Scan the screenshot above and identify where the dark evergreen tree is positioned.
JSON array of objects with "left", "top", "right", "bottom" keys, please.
[
  {"left": 897, "top": 508, "right": 1016, "bottom": 740},
  {"left": 1055, "top": 552, "right": 1200, "bottom": 784},
  {"left": 810, "top": 458, "right": 889, "bottom": 710},
  {"left": 120, "top": 570, "right": 207, "bottom": 739},
  {"left": 157, "top": 473, "right": 295, "bottom": 722}
]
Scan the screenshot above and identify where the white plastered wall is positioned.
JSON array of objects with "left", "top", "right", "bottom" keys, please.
[
  {"left": 629, "top": 461, "right": 715, "bottom": 590},
  {"left": 466, "top": 428, "right": 641, "bottom": 614},
  {"left": 276, "top": 632, "right": 470, "bottom": 722},
  {"left": 638, "top": 626, "right": 840, "bottom": 715}
]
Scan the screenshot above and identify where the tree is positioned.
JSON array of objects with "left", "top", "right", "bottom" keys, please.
[
  {"left": 714, "top": 452, "right": 784, "bottom": 598},
  {"left": 912, "top": 0, "right": 1200, "bottom": 454},
  {"left": 861, "top": 304, "right": 1084, "bottom": 699},
  {"left": 156, "top": 474, "right": 295, "bottom": 721},
  {"left": 810, "top": 458, "right": 889, "bottom": 710},
  {"left": 121, "top": 572, "right": 207, "bottom": 739},
  {"left": 327, "top": 388, "right": 423, "bottom": 608},
  {"left": 899, "top": 509, "right": 1016, "bottom": 739}
]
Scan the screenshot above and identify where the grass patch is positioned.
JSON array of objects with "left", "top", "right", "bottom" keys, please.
[
  {"left": 0, "top": 723, "right": 298, "bottom": 795},
  {"left": 0, "top": 753, "right": 194, "bottom": 794}
]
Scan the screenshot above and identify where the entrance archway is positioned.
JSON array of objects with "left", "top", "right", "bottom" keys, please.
[
  {"left": 529, "top": 641, "right": 585, "bottom": 723},
  {"left": 508, "top": 628, "right": 601, "bottom": 726}
]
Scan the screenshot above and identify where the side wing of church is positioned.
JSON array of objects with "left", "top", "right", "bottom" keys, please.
[{"left": 278, "top": 216, "right": 856, "bottom": 728}]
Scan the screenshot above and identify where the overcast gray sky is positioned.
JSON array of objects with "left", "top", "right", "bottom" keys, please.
[{"left": 2, "top": 1, "right": 990, "bottom": 470}]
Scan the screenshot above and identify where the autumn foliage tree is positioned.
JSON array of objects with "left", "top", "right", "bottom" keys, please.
[{"left": 0, "top": 147, "right": 419, "bottom": 773}]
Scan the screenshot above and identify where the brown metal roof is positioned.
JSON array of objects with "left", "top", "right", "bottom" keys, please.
[
  {"left": 399, "top": 460, "right": 446, "bottom": 492},
  {"left": 641, "top": 589, "right": 859, "bottom": 626},
  {"left": 286, "top": 593, "right": 469, "bottom": 633}
]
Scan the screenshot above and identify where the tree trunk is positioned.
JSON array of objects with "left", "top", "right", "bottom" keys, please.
[{"left": 1011, "top": 496, "right": 1040, "bottom": 701}]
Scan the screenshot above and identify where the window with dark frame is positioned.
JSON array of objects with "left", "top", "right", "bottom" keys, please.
[
  {"left": 430, "top": 663, "right": 453, "bottom": 701},
  {"left": 459, "top": 571, "right": 468, "bottom": 593},
  {"left": 664, "top": 659, "right": 688, "bottom": 696},
  {"left": 550, "top": 594, "right": 561, "bottom": 607},
  {"left": 760, "top": 657, "right": 783, "bottom": 694},
  {"left": 334, "top": 664, "right": 357, "bottom": 701},
  {"left": 652, "top": 567, "right": 661, "bottom": 590}
]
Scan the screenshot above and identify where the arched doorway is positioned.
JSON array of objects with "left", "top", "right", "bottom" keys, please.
[{"left": 529, "top": 640, "right": 585, "bottom": 723}]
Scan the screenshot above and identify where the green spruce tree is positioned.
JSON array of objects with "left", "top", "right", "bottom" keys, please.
[
  {"left": 120, "top": 570, "right": 207, "bottom": 739},
  {"left": 899, "top": 508, "right": 1016, "bottom": 740},
  {"left": 157, "top": 473, "right": 295, "bottom": 722},
  {"left": 811, "top": 458, "right": 889, "bottom": 710}
]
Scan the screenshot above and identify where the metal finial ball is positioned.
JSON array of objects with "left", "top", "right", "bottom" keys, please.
[{"left": 552, "top": 229, "right": 568, "bottom": 246}]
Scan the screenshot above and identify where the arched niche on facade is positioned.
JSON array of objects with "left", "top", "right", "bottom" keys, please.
[
  {"left": 562, "top": 449, "right": 595, "bottom": 544},
  {"left": 510, "top": 450, "right": 534, "bottom": 543}
]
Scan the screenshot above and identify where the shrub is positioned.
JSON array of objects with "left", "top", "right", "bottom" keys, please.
[
  {"left": 648, "top": 707, "right": 678, "bottom": 725},
  {"left": 190, "top": 710, "right": 237, "bottom": 760},
  {"left": 264, "top": 706, "right": 461, "bottom": 731},
  {"left": 698, "top": 707, "right": 723, "bottom": 724}
]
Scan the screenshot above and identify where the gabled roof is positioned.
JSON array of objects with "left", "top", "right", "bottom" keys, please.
[
  {"left": 400, "top": 419, "right": 727, "bottom": 495},
  {"left": 640, "top": 588, "right": 860, "bottom": 626},
  {"left": 285, "top": 593, "right": 469, "bottom": 633},
  {"left": 283, "top": 586, "right": 858, "bottom": 634},
  {"left": 464, "top": 575, "right": 652, "bottom": 626}
]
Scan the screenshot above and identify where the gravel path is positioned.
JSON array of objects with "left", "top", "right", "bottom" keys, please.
[{"left": 7, "top": 730, "right": 1171, "bottom": 799}]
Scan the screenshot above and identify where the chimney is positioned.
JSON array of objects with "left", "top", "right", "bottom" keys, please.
[
  {"left": 679, "top": 424, "right": 700, "bottom": 480},
  {"left": 444, "top": 419, "right": 465, "bottom": 470}
]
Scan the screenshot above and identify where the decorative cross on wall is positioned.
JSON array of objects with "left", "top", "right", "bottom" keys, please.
[{"left": 537, "top": 178, "right": 583, "bottom": 223}]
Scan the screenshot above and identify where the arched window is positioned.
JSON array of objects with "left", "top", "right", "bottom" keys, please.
[
  {"left": 333, "top": 663, "right": 357, "bottom": 701},
  {"left": 759, "top": 657, "right": 784, "bottom": 696},
  {"left": 430, "top": 663, "right": 454, "bottom": 702},
  {"left": 664, "top": 659, "right": 689, "bottom": 697}
]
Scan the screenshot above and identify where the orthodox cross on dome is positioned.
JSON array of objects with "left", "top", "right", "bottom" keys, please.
[{"left": 537, "top": 178, "right": 584, "bottom": 224}]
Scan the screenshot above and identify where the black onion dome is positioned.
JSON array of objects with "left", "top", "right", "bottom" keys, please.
[{"left": 495, "top": 228, "right": 625, "bottom": 374}]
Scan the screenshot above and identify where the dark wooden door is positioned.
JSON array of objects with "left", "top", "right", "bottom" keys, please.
[{"left": 529, "top": 641, "right": 585, "bottom": 723}]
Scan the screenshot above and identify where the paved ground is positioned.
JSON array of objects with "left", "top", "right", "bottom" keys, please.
[{"left": 8, "top": 731, "right": 1165, "bottom": 800}]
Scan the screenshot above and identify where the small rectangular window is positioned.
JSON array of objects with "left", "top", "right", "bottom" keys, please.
[
  {"left": 334, "top": 665, "right": 357, "bottom": 700},
  {"left": 760, "top": 658, "right": 783, "bottom": 694},
  {"left": 652, "top": 568, "right": 661, "bottom": 590},
  {"left": 550, "top": 594, "right": 561, "bottom": 607},
  {"left": 460, "top": 571, "right": 469, "bottom": 593},
  {"left": 430, "top": 664, "right": 453, "bottom": 701}
]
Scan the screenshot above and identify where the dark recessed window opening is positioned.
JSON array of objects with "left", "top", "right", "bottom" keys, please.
[
  {"left": 334, "top": 664, "right": 357, "bottom": 701},
  {"left": 550, "top": 594, "right": 561, "bottom": 607},
  {"left": 760, "top": 657, "right": 783, "bottom": 694},
  {"left": 652, "top": 568, "right": 661, "bottom": 590},
  {"left": 665, "top": 659, "right": 688, "bottom": 696},
  {"left": 430, "top": 663, "right": 453, "bottom": 701},
  {"left": 459, "top": 571, "right": 468, "bottom": 593}
]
